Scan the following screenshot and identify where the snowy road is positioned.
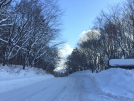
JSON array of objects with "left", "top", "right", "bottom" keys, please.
[{"left": 0, "top": 72, "right": 134, "bottom": 101}]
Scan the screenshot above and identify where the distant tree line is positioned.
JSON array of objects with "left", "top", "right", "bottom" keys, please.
[
  {"left": 0, "top": 0, "right": 63, "bottom": 73},
  {"left": 66, "top": 0, "right": 134, "bottom": 74}
]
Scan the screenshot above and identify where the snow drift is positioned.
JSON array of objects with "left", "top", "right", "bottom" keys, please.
[{"left": 73, "top": 68, "right": 134, "bottom": 99}]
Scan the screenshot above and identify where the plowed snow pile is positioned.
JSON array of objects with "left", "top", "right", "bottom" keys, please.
[
  {"left": 75, "top": 68, "right": 134, "bottom": 100},
  {"left": 94, "top": 68, "right": 134, "bottom": 99}
]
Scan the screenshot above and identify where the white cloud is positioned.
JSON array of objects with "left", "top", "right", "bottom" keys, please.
[
  {"left": 79, "top": 30, "right": 90, "bottom": 42},
  {"left": 58, "top": 44, "right": 73, "bottom": 58},
  {"left": 55, "top": 44, "right": 73, "bottom": 72},
  {"left": 79, "top": 29, "right": 100, "bottom": 43},
  {"left": 80, "top": 30, "right": 87, "bottom": 38}
]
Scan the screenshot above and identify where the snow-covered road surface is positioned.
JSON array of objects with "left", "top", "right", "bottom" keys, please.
[{"left": 1, "top": 71, "right": 134, "bottom": 101}]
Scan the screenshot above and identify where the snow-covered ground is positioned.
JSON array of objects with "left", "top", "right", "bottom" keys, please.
[
  {"left": 74, "top": 68, "right": 134, "bottom": 101},
  {"left": 0, "top": 65, "right": 134, "bottom": 101},
  {"left": 94, "top": 68, "right": 134, "bottom": 98},
  {"left": 0, "top": 65, "right": 53, "bottom": 93}
]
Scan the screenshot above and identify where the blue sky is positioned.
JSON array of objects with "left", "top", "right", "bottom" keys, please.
[{"left": 58, "top": 0, "right": 123, "bottom": 50}]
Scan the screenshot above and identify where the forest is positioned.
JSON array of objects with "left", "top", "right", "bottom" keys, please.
[
  {"left": 0, "top": 0, "right": 134, "bottom": 76},
  {"left": 65, "top": 0, "right": 134, "bottom": 74},
  {"left": 0, "top": 0, "right": 63, "bottom": 74}
]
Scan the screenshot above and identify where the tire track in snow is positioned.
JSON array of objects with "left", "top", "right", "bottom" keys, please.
[
  {"left": 0, "top": 78, "right": 56, "bottom": 101},
  {"left": 50, "top": 77, "right": 77, "bottom": 101},
  {"left": 24, "top": 77, "right": 73, "bottom": 101}
]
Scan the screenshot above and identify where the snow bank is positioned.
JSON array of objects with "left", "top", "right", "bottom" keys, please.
[
  {"left": 71, "top": 68, "right": 134, "bottom": 99},
  {"left": 0, "top": 65, "right": 54, "bottom": 93},
  {"left": 93, "top": 68, "right": 134, "bottom": 99}
]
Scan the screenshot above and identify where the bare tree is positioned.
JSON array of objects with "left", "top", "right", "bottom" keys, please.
[{"left": 0, "top": 0, "right": 63, "bottom": 72}]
